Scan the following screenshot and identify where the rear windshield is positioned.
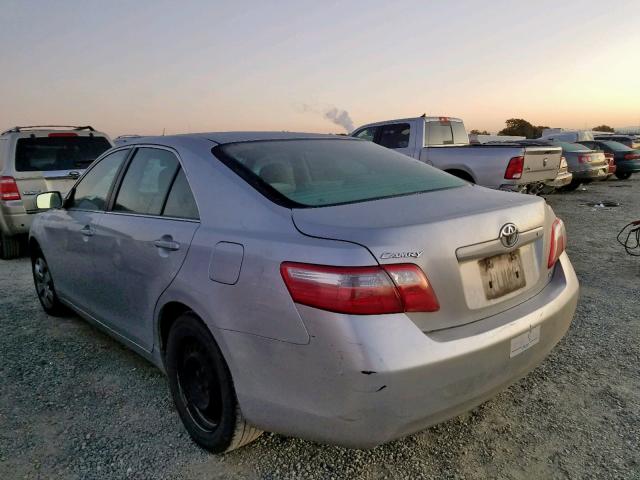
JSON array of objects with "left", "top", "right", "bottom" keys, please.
[
  {"left": 15, "top": 136, "right": 112, "bottom": 172},
  {"left": 213, "top": 139, "right": 465, "bottom": 208},
  {"left": 425, "top": 120, "right": 468, "bottom": 146},
  {"left": 598, "top": 140, "right": 632, "bottom": 152},
  {"left": 556, "top": 142, "right": 590, "bottom": 152}
]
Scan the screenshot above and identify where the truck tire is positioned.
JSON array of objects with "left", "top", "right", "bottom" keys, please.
[
  {"left": 615, "top": 171, "right": 632, "bottom": 180},
  {"left": 559, "top": 180, "right": 581, "bottom": 192},
  {"left": 445, "top": 170, "right": 475, "bottom": 183},
  {"left": 0, "top": 233, "right": 21, "bottom": 259},
  {"left": 166, "top": 313, "right": 263, "bottom": 453}
]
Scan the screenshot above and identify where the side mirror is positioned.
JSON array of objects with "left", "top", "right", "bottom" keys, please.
[{"left": 36, "top": 191, "right": 63, "bottom": 210}]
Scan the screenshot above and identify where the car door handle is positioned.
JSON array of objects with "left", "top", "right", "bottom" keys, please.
[
  {"left": 153, "top": 239, "right": 180, "bottom": 251},
  {"left": 80, "top": 225, "right": 94, "bottom": 237}
]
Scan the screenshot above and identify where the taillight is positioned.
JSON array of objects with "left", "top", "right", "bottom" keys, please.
[
  {"left": 624, "top": 153, "right": 640, "bottom": 160},
  {"left": 548, "top": 218, "right": 567, "bottom": 268},
  {"left": 0, "top": 176, "right": 21, "bottom": 201},
  {"left": 577, "top": 155, "right": 590, "bottom": 164},
  {"left": 504, "top": 156, "right": 524, "bottom": 179},
  {"left": 280, "top": 262, "right": 439, "bottom": 315}
]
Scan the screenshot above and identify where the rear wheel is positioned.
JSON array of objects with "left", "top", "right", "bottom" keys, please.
[
  {"left": 166, "top": 313, "right": 262, "bottom": 453},
  {"left": 32, "top": 252, "right": 67, "bottom": 316},
  {"left": 615, "top": 171, "right": 632, "bottom": 180},
  {"left": 0, "top": 233, "right": 21, "bottom": 259}
]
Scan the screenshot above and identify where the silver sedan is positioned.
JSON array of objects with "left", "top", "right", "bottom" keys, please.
[{"left": 29, "top": 132, "right": 579, "bottom": 452}]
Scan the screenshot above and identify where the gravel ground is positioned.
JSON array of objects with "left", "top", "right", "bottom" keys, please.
[{"left": 1, "top": 177, "right": 639, "bottom": 480}]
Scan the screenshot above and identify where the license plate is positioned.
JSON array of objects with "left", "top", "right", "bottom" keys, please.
[
  {"left": 478, "top": 250, "right": 526, "bottom": 300},
  {"left": 510, "top": 325, "right": 541, "bottom": 358}
]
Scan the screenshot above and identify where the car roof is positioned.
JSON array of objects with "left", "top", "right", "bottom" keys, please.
[{"left": 120, "top": 131, "right": 353, "bottom": 147}]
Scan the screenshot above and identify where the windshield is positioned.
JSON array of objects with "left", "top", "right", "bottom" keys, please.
[
  {"left": 15, "top": 136, "right": 112, "bottom": 172},
  {"left": 213, "top": 139, "right": 465, "bottom": 208},
  {"left": 599, "top": 140, "right": 632, "bottom": 152},
  {"left": 556, "top": 142, "right": 590, "bottom": 152}
]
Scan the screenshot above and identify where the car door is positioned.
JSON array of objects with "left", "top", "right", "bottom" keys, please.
[
  {"left": 91, "top": 147, "right": 200, "bottom": 350},
  {"left": 43, "top": 149, "right": 130, "bottom": 309}
]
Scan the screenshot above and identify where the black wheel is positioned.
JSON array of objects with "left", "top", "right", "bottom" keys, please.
[
  {"left": 0, "top": 233, "right": 21, "bottom": 259},
  {"left": 32, "top": 251, "right": 67, "bottom": 316},
  {"left": 615, "top": 171, "right": 632, "bottom": 180},
  {"left": 559, "top": 180, "right": 581, "bottom": 192},
  {"left": 166, "top": 313, "right": 262, "bottom": 453}
]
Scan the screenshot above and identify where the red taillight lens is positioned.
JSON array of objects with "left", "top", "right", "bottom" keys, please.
[
  {"left": 280, "top": 262, "right": 439, "bottom": 315},
  {"left": 48, "top": 132, "right": 77, "bottom": 137},
  {"left": 624, "top": 153, "right": 640, "bottom": 160},
  {"left": 504, "top": 156, "right": 524, "bottom": 179},
  {"left": 0, "top": 176, "right": 21, "bottom": 201},
  {"left": 548, "top": 218, "right": 567, "bottom": 269},
  {"left": 577, "top": 155, "right": 590, "bottom": 164}
]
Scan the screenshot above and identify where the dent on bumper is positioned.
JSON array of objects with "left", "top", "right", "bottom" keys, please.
[{"left": 222, "top": 253, "right": 579, "bottom": 448}]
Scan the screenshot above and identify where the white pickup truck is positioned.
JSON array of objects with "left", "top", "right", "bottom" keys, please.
[{"left": 351, "top": 116, "right": 564, "bottom": 192}]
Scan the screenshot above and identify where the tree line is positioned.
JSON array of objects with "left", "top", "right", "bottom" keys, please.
[{"left": 471, "top": 119, "right": 615, "bottom": 138}]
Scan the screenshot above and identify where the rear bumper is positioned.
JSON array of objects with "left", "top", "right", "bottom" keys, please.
[
  {"left": 545, "top": 171, "right": 573, "bottom": 188},
  {"left": 572, "top": 165, "right": 608, "bottom": 181},
  {"left": 225, "top": 253, "right": 579, "bottom": 448},
  {"left": 615, "top": 159, "right": 640, "bottom": 174},
  {"left": 0, "top": 201, "right": 32, "bottom": 236}
]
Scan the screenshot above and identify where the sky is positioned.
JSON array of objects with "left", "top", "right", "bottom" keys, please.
[{"left": 1, "top": 0, "right": 639, "bottom": 137}]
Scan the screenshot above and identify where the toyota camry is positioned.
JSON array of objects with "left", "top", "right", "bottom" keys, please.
[{"left": 29, "top": 132, "right": 579, "bottom": 452}]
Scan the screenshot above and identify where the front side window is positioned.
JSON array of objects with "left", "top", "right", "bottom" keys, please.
[
  {"left": 114, "top": 148, "right": 180, "bottom": 216},
  {"left": 378, "top": 123, "right": 410, "bottom": 149},
  {"left": 15, "top": 136, "right": 112, "bottom": 172},
  {"left": 353, "top": 127, "right": 378, "bottom": 142},
  {"left": 214, "top": 139, "right": 465, "bottom": 208},
  {"left": 68, "top": 149, "right": 128, "bottom": 211}
]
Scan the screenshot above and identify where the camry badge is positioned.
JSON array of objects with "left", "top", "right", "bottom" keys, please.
[
  {"left": 499, "top": 223, "right": 519, "bottom": 248},
  {"left": 380, "top": 251, "right": 424, "bottom": 260}
]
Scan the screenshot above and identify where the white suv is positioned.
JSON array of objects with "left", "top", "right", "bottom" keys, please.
[{"left": 0, "top": 125, "right": 112, "bottom": 258}]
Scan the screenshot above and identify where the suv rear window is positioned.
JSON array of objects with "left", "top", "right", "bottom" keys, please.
[
  {"left": 15, "top": 136, "right": 111, "bottom": 172},
  {"left": 213, "top": 139, "right": 465, "bottom": 208}
]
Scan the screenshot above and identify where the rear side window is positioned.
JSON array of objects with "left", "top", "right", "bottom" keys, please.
[
  {"left": 15, "top": 136, "right": 112, "bottom": 172},
  {"left": 426, "top": 122, "right": 454, "bottom": 145},
  {"left": 378, "top": 123, "right": 410, "bottom": 149},
  {"left": 69, "top": 149, "right": 128, "bottom": 211},
  {"left": 214, "top": 139, "right": 465, "bottom": 208},
  {"left": 114, "top": 148, "right": 179, "bottom": 216},
  {"left": 599, "top": 140, "right": 632, "bottom": 152},
  {"left": 353, "top": 127, "right": 378, "bottom": 142},
  {"left": 163, "top": 169, "right": 199, "bottom": 220}
]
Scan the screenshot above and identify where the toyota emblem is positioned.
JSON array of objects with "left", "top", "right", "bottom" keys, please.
[{"left": 499, "top": 223, "right": 519, "bottom": 248}]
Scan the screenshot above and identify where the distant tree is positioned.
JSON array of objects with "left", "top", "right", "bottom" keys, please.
[
  {"left": 592, "top": 125, "right": 614, "bottom": 133},
  {"left": 499, "top": 118, "right": 548, "bottom": 139},
  {"left": 469, "top": 129, "right": 490, "bottom": 135}
]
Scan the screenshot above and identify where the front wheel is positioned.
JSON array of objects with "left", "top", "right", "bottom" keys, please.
[
  {"left": 615, "top": 171, "right": 632, "bottom": 180},
  {"left": 32, "top": 252, "right": 67, "bottom": 316},
  {"left": 166, "top": 313, "right": 262, "bottom": 453}
]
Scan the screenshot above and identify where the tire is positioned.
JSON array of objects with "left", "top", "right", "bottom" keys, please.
[
  {"left": 166, "top": 313, "right": 262, "bottom": 453},
  {"left": 31, "top": 250, "right": 67, "bottom": 316},
  {"left": 0, "top": 233, "right": 21, "bottom": 259},
  {"left": 559, "top": 180, "right": 581, "bottom": 192},
  {"left": 615, "top": 171, "right": 632, "bottom": 180}
]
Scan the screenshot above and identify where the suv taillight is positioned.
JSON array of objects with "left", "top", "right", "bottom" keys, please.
[
  {"left": 548, "top": 218, "right": 567, "bottom": 268},
  {"left": 504, "top": 156, "right": 524, "bottom": 179},
  {"left": 280, "top": 262, "right": 440, "bottom": 315},
  {"left": 0, "top": 176, "right": 21, "bottom": 201}
]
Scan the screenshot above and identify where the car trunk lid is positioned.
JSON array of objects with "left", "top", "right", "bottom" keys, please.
[{"left": 292, "top": 185, "right": 553, "bottom": 331}]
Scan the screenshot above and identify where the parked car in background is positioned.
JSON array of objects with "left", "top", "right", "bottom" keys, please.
[
  {"left": 0, "top": 125, "right": 112, "bottom": 258},
  {"left": 29, "top": 132, "right": 579, "bottom": 452},
  {"left": 352, "top": 116, "right": 562, "bottom": 193},
  {"left": 540, "top": 129, "right": 594, "bottom": 143},
  {"left": 593, "top": 134, "right": 640, "bottom": 149},
  {"left": 551, "top": 142, "right": 608, "bottom": 190},
  {"left": 577, "top": 139, "right": 640, "bottom": 180}
]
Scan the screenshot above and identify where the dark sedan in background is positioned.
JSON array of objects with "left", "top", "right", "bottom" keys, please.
[{"left": 578, "top": 140, "right": 640, "bottom": 180}]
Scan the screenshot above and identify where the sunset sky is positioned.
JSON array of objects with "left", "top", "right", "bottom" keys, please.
[{"left": 1, "top": 0, "right": 639, "bottom": 137}]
